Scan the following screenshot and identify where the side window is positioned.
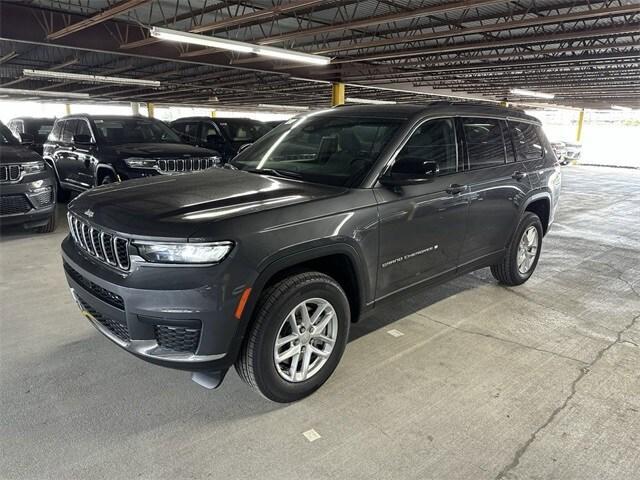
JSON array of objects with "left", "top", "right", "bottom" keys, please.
[
  {"left": 49, "top": 121, "right": 63, "bottom": 142},
  {"left": 201, "top": 123, "right": 222, "bottom": 143},
  {"left": 174, "top": 122, "right": 200, "bottom": 142},
  {"left": 462, "top": 117, "right": 506, "bottom": 170},
  {"left": 509, "top": 121, "right": 544, "bottom": 161},
  {"left": 76, "top": 120, "right": 92, "bottom": 138},
  {"left": 393, "top": 118, "right": 458, "bottom": 175},
  {"left": 61, "top": 119, "right": 79, "bottom": 143}
]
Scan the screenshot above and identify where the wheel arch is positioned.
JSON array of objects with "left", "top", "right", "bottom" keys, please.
[
  {"left": 228, "top": 243, "right": 369, "bottom": 362},
  {"left": 522, "top": 192, "right": 551, "bottom": 234},
  {"left": 94, "top": 164, "right": 119, "bottom": 185}
]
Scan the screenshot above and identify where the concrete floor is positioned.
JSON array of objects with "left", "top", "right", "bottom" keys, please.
[{"left": 1, "top": 166, "right": 639, "bottom": 480}]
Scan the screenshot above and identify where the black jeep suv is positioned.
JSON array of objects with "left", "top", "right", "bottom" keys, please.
[
  {"left": 62, "top": 104, "right": 561, "bottom": 402},
  {"left": 7, "top": 117, "right": 55, "bottom": 156},
  {"left": 0, "top": 122, "right": 57, "bottom": 233},
  {"left": 171, "top": 117, "right": 270, "bottom": 162},
  {"left": 43, "top": 115, "right": 221, "bottom": 199}
]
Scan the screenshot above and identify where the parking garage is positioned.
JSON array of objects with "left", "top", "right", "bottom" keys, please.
[{"left": 1, "top": 1, "right": 639, "bottom": 479}]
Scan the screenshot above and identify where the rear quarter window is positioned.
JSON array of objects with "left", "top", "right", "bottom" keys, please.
[{"left": 509, "top": 121, "right": 544, "bottom": 161}]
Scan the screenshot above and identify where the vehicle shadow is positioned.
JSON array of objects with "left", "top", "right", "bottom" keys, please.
[{"left": 0, "top": 202, "right": 69, "bottom": 242}]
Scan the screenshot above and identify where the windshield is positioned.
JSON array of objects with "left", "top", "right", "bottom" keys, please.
[
  {"left": 0, "top": 123, "right": 18, "bottom": 145},
  {"left": 230, "top": 114, "right": 402, "bottom": 187},
  {"left": 217, "top": 119, "right": 270, "bottom": 143},
  {"left": 93, "top": 118, "right": 182, "bottom": 144}
]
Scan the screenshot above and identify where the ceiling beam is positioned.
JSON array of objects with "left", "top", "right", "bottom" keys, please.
[{"left": 47, "top": 0, "right": 152, "bottom": 40}]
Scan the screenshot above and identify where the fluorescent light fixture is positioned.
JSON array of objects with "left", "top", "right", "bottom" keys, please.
[
  {"left": 150, "top": 27, "right": 331, "bottom": 66},
  {"left": 23, "top": 69, "right": 160, "bottom": 87},
  {"left": 347, "top": 97, "right": 397, "bottom": 105},
  {"left": 0, "top": 87, "right": 90, "bottom": 99},
  {"left": 258, "top": 104, "right": 309, "bottom": 111},
  {"left": 510, "top": 88, "right": 555, "bottom": 100},
  {"left": 611, "top": 105, "right": 632, "bottom": 111}
]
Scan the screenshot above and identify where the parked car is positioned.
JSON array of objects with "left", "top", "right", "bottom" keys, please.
[
  {"left": 43, "top": 115, "right": 222, "bottom": 200},
  {"left": 62, "top": 103, "right": 561, "bottom": 402},
  {"left": 551, "top": 140, "right": 582, "bottom": 165},
  {"left": 171, "top": 117, "right": 270, "bottom": 162},
  {"left": 7, "top": 117, "right": 55, "bottom": 156},
  {"left": 264, "top": 120, "right": 285, "bottom": 130},
  {"left": 0, "top": 121, "right": 57, "bottom": 233}
]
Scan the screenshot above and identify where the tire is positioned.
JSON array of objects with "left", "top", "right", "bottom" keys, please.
[
  {"left": 36, "top": 212, "right": 57, "bottom": 234},
  {"left": 235, "top": 271, "right": 350, "bottom": 403},
  {"left": 491, "top": 212, "right": 543, "bottom": 286}
]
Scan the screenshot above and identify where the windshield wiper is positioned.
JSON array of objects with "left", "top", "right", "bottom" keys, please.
[{"left": 244, "top": 168, "right": 303, "bottom": 179}]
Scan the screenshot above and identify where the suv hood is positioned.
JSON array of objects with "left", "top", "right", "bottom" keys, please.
[
  {"left": 105, "top": 142, "right": 218, "bottom": 158},
  {"left": 69, "top": 168, "right": 346, "bottom": 240},
  {"left": 0, "top": 144, "right": 42, "bottom": 164}
]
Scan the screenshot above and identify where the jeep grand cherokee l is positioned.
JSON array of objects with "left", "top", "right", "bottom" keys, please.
[
  {"left": 62, "top": 103, "right": 561, "bottom": 402},
  {"left": 0, "top": 121, "right": 57, "bottom": 233},
  {"left": 43, "top": 115, "right": 221, "bottom": 200}
]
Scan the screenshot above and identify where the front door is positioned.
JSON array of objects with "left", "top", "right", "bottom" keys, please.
[{"left": 375, "top": 118, "right": 470, "bottom": 299}]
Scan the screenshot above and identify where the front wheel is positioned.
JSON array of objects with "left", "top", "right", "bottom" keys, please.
[
  {"left": 235, "top": 271, "right": 350, "bottom": 402},
  {"left": 491, "top": 212, "right": 543, "bottom": 286}
]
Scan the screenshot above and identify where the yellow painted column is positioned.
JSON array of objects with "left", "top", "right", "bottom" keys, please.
[
  {"left": 500, "top": 100, "right": 509, "bottom": 107},
  {"left": 210, "top": 110, "right": 217, "bottom": 118},
  {"left": 331, "top": 82, "right": 345, "bottom": 106},
  {"left": 576, "top": 109, "right": 585, "bottom": 142},
  {"left": 64, "top": 103, "right": 71, "bottom": 115},
  {"left": 146, "top": 102, "right": 155, "bottom": 118}
]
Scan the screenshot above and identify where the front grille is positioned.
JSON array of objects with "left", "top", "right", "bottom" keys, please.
[
  {"left": 29, "top": 187, "right": 54, "bottom": 208},
  {"left": 0, "top": 164, "right": 21, "bottom": 183},
  {"left": 67, "top": 213, "right": 130, "bottom": 271},
  {"left": 157, "top": 157, "right": 218, "bottom": 174},
  {"left": 64, "top": 263, "right": 125, "bottom": 310},
  {"left": 0, "top": 194, "right": 31, "bottom": 215},
  {"left": 77, "top": 297, "right": 130, "bottom": 343},
  {"left": 155, "top": 325, "right": 201, "bottom": 353}
]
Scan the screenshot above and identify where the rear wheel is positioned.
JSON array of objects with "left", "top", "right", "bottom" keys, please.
[
  {"left": 235, "top": 271, "right": 350, "bottom": 402},
  {"left": 491, "top": 212, "right": 543, "bottom": 286}
]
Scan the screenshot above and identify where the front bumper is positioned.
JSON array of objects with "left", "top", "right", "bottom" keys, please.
[
  {"left": 61, "top": 235, "right": 254, "bottom": 372},
  {"left": 0, "top": 173, "right": 56, "bottom": 228}
]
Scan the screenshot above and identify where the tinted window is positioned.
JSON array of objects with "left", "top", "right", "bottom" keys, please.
[
  {"left": 172, "top": 121, "right": 200, "bottom": 142},
  {"left": 393, "top": 118, "right": 458, "bottom": 175},
  {"left": 509, "top": 121, "right": 544, "bottom": 161},
  {"left": 62, "top": 119, "right": 79, "bottom": 143},
  {"left": 201, "top": 122, "right": 222, "bottom": 143},
  {"left": 218, "top": 119, "right": 269, "bottom": 143},
  {"left": 93, "top": 118, "right": 182, "bottom": 144},
  {"left": 49, "top": 121, "right": 64, "bottom": 142},
  {"left": 231, "top": 116, "right": 401, "bottom": 187},
  {"left": 0, "top": 123, "right": 18, "bottom": 144},
  {"left": 76, "top": 120, "right": 92, "bottom": 138},
  {"left": 462, "top": 118, "right": 505, "bottom": 170}
]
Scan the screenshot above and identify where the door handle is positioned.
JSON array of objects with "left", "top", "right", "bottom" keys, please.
[
  {"left": 446, "top": 184, "right": 468, "bottom": 195},
  {"left": 512, "top": 171, "right": 527, "bottom": 181}
]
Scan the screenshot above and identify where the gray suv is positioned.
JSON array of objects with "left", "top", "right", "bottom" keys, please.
[{"left": 62, "top": 103, "right": 561, "bottom": 402}]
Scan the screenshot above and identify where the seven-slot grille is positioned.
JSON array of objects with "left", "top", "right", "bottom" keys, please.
[
  {"left": 67, "top": 213, "right": 130, "bottom": 271},
  {"left": 157, "top": 157, "right": 218, "bottom": 173},
  {"left": 0, "top": 164, "right": 21, "bottom": 183}
]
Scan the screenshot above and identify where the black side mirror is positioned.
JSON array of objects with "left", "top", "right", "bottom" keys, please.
[
  {"left": 380, "top": 159, "right": 439, "bottom": 187},
  {"left": 19, "top": 133, "right": 34, "bottom": 145},
  {"left": 73, "top": 134, "right": 93, "bottom": 145}
]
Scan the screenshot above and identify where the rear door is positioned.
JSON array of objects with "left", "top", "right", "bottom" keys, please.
[
  {"left": 375, "top": 117, "right": 470, "bottom": 299},
  {"left": 457, "top": 117, "right": 532, "bottom": 266},
  {"left": 70, "top": 119, "right": 96, "bottom": 188},
  {"left": 172, "top": 121, "right": 201, "bottom": 146},
  {"left": 53, "top": 119, "right": 78, "bottom": 185}
]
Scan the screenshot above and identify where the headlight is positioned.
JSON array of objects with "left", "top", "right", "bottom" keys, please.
[
  {"left": 124, "top": 157, "right": 158, "bottom": 169},
  {"left": 206, "top": 156, "right": 223, "bottom": 166},
  {"left": 22, "top": 161, "right": 46, "bottom": 174},
  {"left": 135, "top": 241, "right": 233, "bottom": 264}
]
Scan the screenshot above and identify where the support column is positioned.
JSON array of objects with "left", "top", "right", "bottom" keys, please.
[
  {"left": 210, "top": 110, "right": 217, "bottom": 118},
  {"left": 500, "top": 100, "right": 509, "bottom": 107},
  {"left": 131, "top": 102, "right": 139, "bottom": 115},
  {"left": 331, "top": 82, "right": 345, "bottom": 106},
  {"left": 576, "top": 109, "right": 585, "bottom": 143},
  {"left": 146, "top": 102, "right": 155, "bottom": 118},
  {"left": 64, "top": 103, "right": 71, "bottom": 115}
]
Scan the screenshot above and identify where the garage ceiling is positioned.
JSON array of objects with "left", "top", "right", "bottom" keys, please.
[{"left": 0, "top": 0, "right": 638, "bottom": 109}]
